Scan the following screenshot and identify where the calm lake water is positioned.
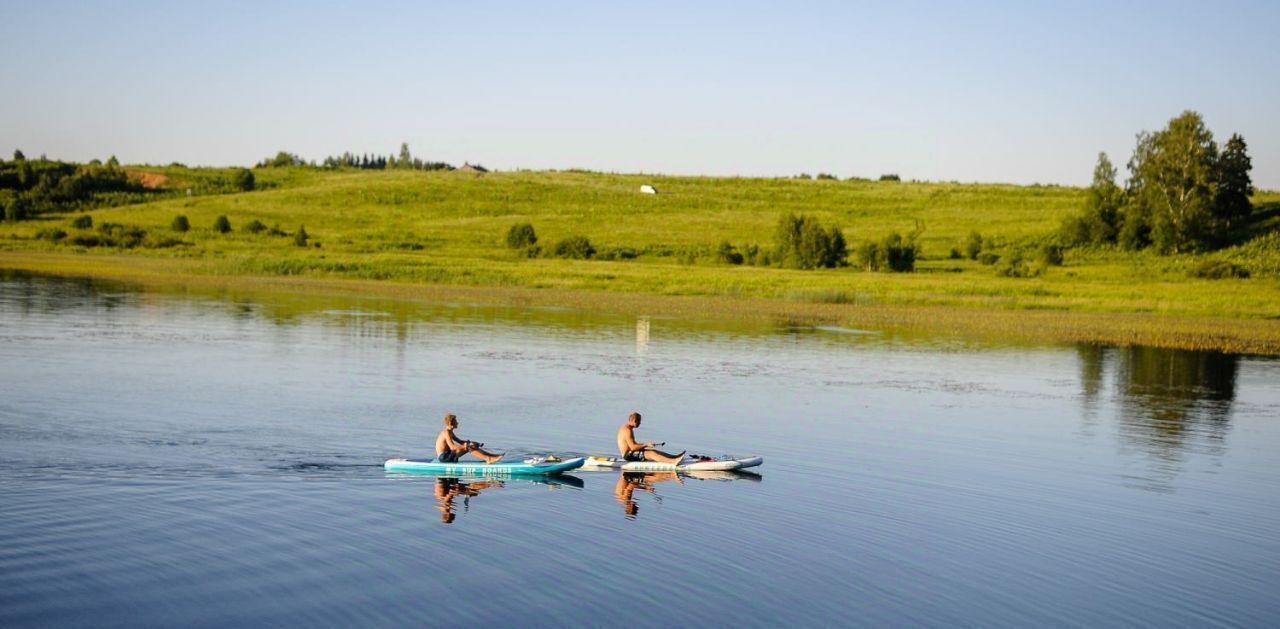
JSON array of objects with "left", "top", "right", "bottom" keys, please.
[{"left": 2, "top": 271, "right": 1278, "bottom": 627}]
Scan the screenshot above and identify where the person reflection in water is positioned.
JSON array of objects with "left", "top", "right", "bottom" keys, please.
[
  {"left": 434, "top": 478, "right": 501, "bottom": 524},
  {"left": 435, "top": 413, "right": 503, "bottom": 464},
  {"left": 614, "top": 471, "right": 681, "bottom": 519}
]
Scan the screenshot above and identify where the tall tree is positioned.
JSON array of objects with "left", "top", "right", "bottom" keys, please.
[
  {"left": 1082, "top": 152, "right": 1123, "bottom": 243},
  {"left": 398, "top": 143, "right": 412, "bottom": 169},
  {"left": 1214, "top": 133, "right": 1253, "bottom": 232},
  {"left": 1125, "top": 111, "right": 1219, "bottom": 253}
]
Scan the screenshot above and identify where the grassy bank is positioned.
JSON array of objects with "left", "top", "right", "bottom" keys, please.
[{"left": 2, "top": 168, "right": 1279, "bottom": 353}]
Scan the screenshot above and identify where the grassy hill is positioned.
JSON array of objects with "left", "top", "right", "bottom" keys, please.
[{"left": 3, "top": 166, "right": 1280, "bottom": 351}]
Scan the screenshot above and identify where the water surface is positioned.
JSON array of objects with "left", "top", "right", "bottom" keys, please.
[{"left": 2, "top": 272, "right": 1278, "bottom": 627}]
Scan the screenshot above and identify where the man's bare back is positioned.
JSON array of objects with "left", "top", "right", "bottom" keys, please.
[{"left": 617, "top": 412, "right": 685, "bottom": 465}]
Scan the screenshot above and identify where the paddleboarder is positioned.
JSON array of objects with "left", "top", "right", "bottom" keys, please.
[
  {"left": 435, "top": 414, "right": 503, "bottom": 464},
  {"left": 617, "top": 412, "right": 685, "bottom": 465}
]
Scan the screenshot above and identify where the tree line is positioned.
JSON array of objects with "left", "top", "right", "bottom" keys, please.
[
  {"left": 1061, "top": 111, "right": 1255, "bottom": 253},
  {"left": 1, "top": 151, "right": 137, "bottom": 221},
  {"left": 258, "top": 143, "right": 454, "bottom": 172}
]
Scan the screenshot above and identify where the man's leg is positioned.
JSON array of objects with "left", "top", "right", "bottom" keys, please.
[{"left": 643, "top": 449, "right": 686, "bottom": 465}]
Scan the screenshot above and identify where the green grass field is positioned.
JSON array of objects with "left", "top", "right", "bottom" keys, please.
[{"left": 3, "top": 167, "right": 1279, "bottom": 352}]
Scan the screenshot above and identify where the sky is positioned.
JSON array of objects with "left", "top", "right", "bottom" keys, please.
[{"left": 3, "top": 0, "right": 1277, "bottom": 187}]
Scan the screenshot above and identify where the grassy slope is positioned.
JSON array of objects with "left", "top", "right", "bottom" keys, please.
[{"left": 2, "top": 167, "right": 1279, "bottom": 350}]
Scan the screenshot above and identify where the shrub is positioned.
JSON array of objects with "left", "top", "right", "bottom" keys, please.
[
  {"left": 232, "top": 168, "right": 255, "bottom": 192},
  {"left": 71, "top": 214, "right": 93, "bottom": 229},
  {"left": 553, "top": 235, "right": 596, "bottom": 259},
  {"left": 879, "top": 173, "right": 901, "bottom": 182},
  {"left": 742, "top": 244, "right": 766, "bottom": 266},
  {"left": 142, "top": 236, "right": 187, "bottom": 249},
  {"left": 4, "top": 196, "right": 30, "bottom": 222},
  {"left": 245, "top": 219, "right": 268, "bottom": 234},
  {"left": 948, "top": 247, "right": 962, "bottom": 259},
  {"left": 854, "top": 240, "right": 880, "bottom": 271},
  {"left": 596, "top": 246, "right": 638, "bottom": 261},
  {"left": 995, "top": 250, "right": 1041, "bottom": 278},
  {"left": 1189, "top": 260, "right": 1249, "bottom": 279},
  {"left": 94, "top": 222, "right": 148, "bottom": 248},
  {"left": 854, "top": 233, "right": 918, "bottom": 272},
  {"left": 213, "top": 215, "right": 231, "bottom": 234},
  {"left": 294, "top": 225, "right": 309, "bottom": 247},
  {"left": 881, "top": 233, "right": 917, "bottom": 272},
  {"left": 267, "top": 223, "right": 287, "bottom": 237},
  {"left": 506, "top": 222, "right": 537, "bottom": 248},
  {"left": 963, "top": 231, "right": 984, "bottom": 260},
  {"left": 67, "top": 234, "right": 103, "bottom": 247},
  {"left": 36, "top": 228, "right": 67, "bottom": 242},
  {"left": 1039, "top": 243, "right": 1064, "bottom": 266},
  {"left": 172, "top": 215, "right": 190, "bottom": 232},
  {"left": 774, "top": 213, "right": 846, "bottom": 269},
  {"left": 517, "top": 244, "right": 542, "bottom": 258},
  {"left": 716, "top": 241, "right": 744, "bottom": 265},
  {"left": 977, "top": 251, "right": 1001, "bottom": 266},
  {"left": 815, "top": 173, "right": 838, "bottom": 181}
]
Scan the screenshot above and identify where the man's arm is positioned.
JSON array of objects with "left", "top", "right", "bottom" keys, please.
[
  {"left": 620, "top": 429, "right": 650, "bottom": 453},
  {"left": 444, "top": 429, "right": 471, "bottom": 450}
]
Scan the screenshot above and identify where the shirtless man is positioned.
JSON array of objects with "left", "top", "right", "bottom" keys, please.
[
  {"left": 616, "top": 412, "right": 685, "bottom": 465},
  {"left": 435, "top": 414, "right": 503, "bottom": 464}
]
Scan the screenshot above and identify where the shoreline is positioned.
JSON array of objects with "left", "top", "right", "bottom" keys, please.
[{"left": 4, "top": 251, "right": 1279, "bottom": 355}]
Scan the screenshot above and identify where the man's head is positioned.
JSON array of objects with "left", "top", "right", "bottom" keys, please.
[
  {"left": 443, "top": 413, "right": 458, "bottom": 428},
  {"left": 627, "top": 412, "right": 641, "bottom": 427}
]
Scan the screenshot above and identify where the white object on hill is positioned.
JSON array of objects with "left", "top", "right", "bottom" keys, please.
[{"left": 640, "top": 184, "right": 658, "bottom": 194}]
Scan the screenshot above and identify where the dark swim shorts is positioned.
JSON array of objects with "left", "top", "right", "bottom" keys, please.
[
  {"left": 623, "top": 450, "right": 646, "bottom": 462},
  {"left": 436, "top": 450, "right": 460, "bottom": 463}
]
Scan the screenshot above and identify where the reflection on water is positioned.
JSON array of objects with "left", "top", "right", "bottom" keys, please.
[
  {"left": 1077, "top": 344, "right": 1239, "bottom": 491},
  {"left": 434, "top": 477, "right": 503, "bottom": 524},
  {"left": 4, "top": 269, "right": 1280, "bottom": 627},
  {"left": 615, "top": 471, "right": 682, "bottom": 519}
]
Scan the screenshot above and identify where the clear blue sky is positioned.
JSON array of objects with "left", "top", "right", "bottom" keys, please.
[{"left": 3, "top": 0, "right": 1277, "bottom": 187}]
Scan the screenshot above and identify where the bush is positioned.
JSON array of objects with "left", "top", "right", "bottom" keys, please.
[
  {"left": 949, "top": 247, "right": 962, "bottom": 259},
  {"left": 1189, "top": 260, "right": 1250, "bottom": 279},
  {"left": 267, "top": 223, "right": 287, "bottom": 237},
  {"left": 232, "top": 168, "right": 255, "bottom": 192},
  {"left": 815, "top": 173, "right": 838, "bottom": 181},
  {"left": 963, "top": 231, "right": 984, "bottom": 260},
  {"left": 506, "top": 222, "right": 537, "bottom": 248},
  {"left": 879, "top": 173, "right": 901, "bottom": 182},
  {"left": 142, "top": 236, "right": 187, "bottom": 249},
  {"left": 716, "top": 241, "right": 744, "bottom": 265},
  {"left": 71, "top": 214, "right": 93, "bottom": 229},
  {"left": 977, "top": 251, "right": 1001, "bottom": 266},
  {"left": 245, "top": 219, "right": 267, "bottom": 234},
  {"left": 596, "top": 246, "right": 638, "bottom": 261},
  {"left": 294, "top": 225, "right": 309, "bottom": 247},
  {"left": 36, "top": 228, "right": 67, "bottom": 242},
  {"left": 213, "top": 215, "right": 231, "bottom": 233},
  {"left": 995, "top": 250, "right": 1041, "bottom": 278},
  {"left": 94, "top": 222, "right": 148, "bottom": 248},
  {"left": 553, "top": 235, "right": 595, "bottom": 259},
  {"left": 881, "top": 233, "right": 917, "bottom": 272},
  {"left": 854, "top": 233, "right": 918, "bottom": 272},
  {"left": 172, "top": 215, "right": 190, "bottom": 232},
  {"left": 4, "top": 195, "right": 30, "bottom": 222},
  {"left": 1038, "top": 243, "right": 1064, "bottom": 266},
  {"left": 775, "top": 213, "right": 846, "bottom": 269}
]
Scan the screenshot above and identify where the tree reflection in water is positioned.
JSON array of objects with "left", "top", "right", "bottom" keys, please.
[{"left": 1078, "top": 344, "right": 1239, "bottom": 492}]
